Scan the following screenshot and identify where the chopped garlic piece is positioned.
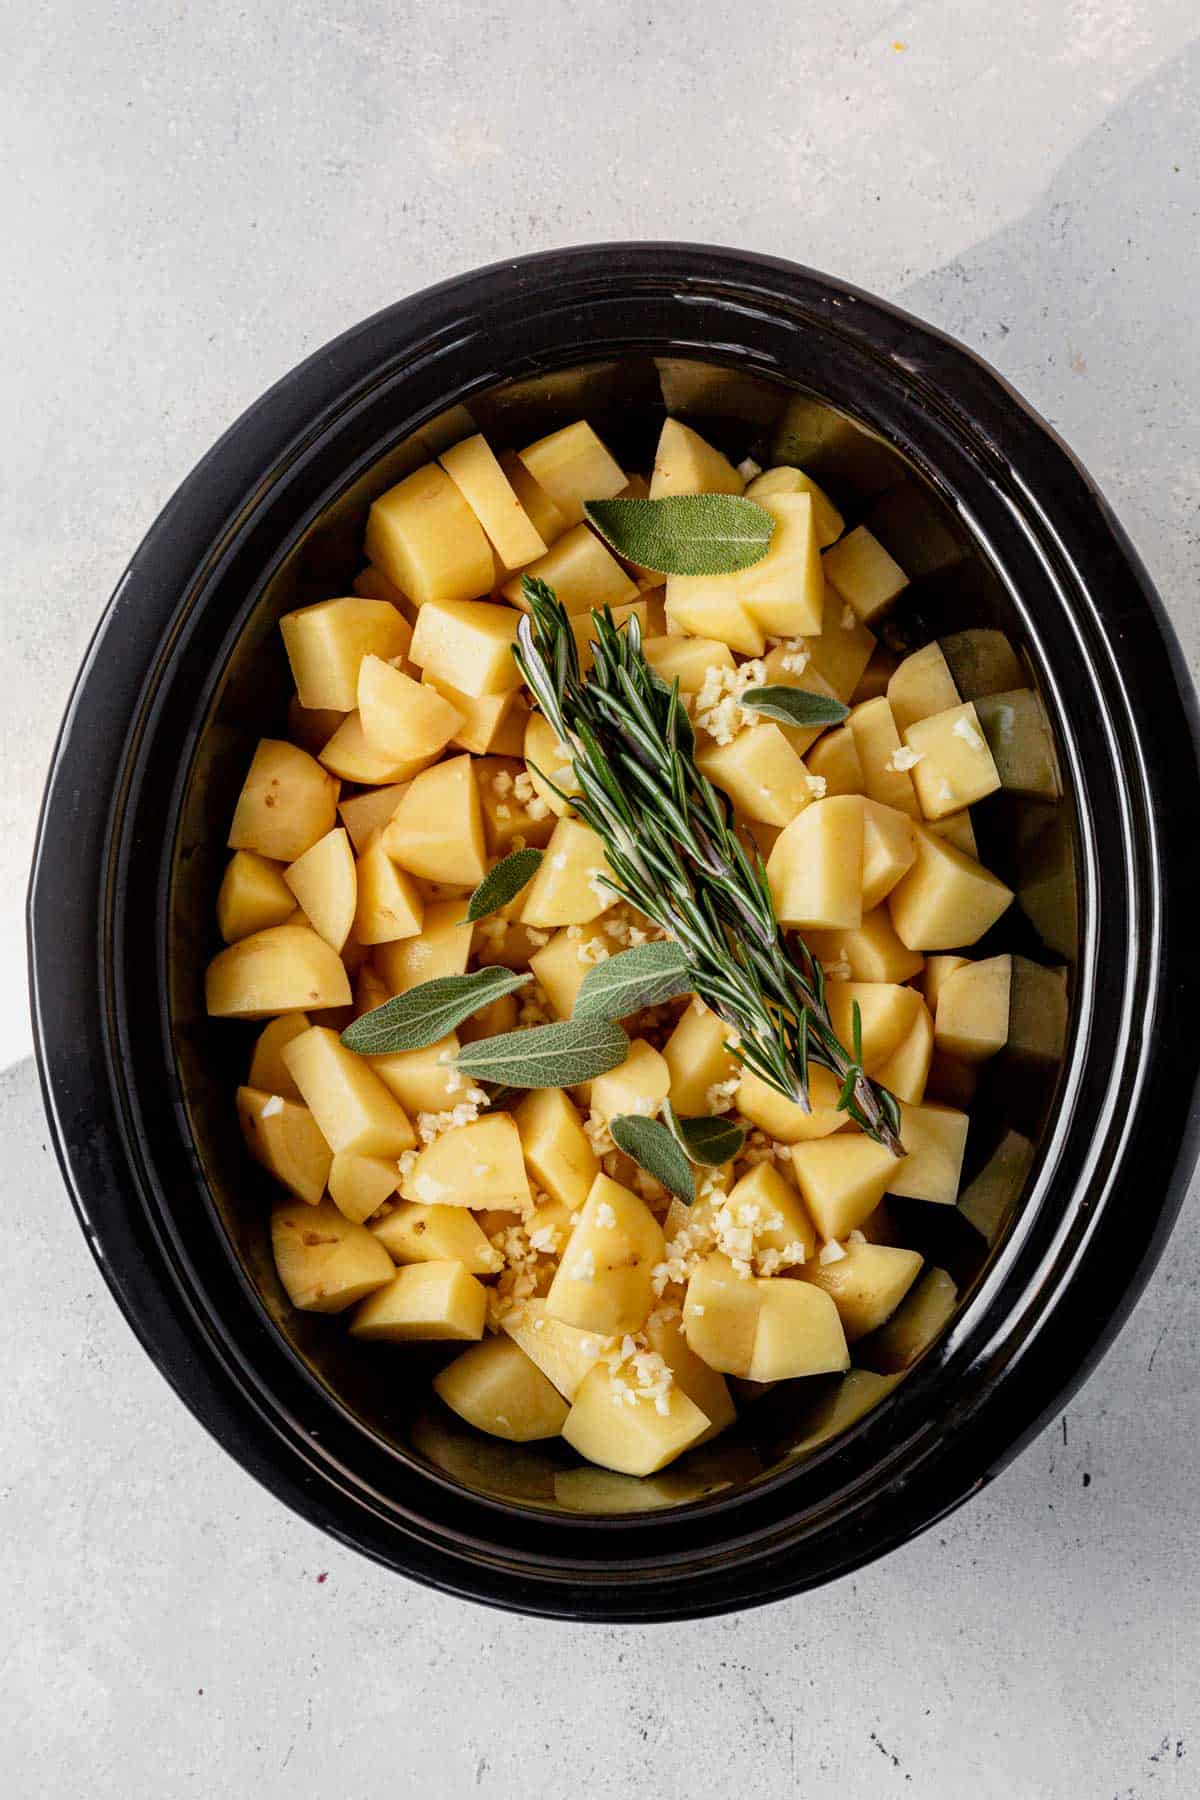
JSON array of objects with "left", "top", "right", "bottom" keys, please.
[
  {"left": 260, "top": 1094, "right": 284, "bottom": 1119},
  {"left": 952, "top": 715, "right": 987, "bottom": 753},
  {"left": 818, "top": 1238, "right": 847, "bottom": 1265},
  {"left": 886, "top": 745, "right": 924, "bottom": 772}
]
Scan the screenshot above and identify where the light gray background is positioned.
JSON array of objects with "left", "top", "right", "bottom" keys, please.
[{"left": 4, "top": 3, "right": 1198, "bottom": 1795}]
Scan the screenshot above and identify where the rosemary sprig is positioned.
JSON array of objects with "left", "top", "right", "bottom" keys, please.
[{"left": 512, "top": 578, "right": 904, "bottom": 1155}]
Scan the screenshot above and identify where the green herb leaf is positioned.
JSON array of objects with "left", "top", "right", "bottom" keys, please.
[
  {"left": 584, "top": 494, "right": 775, "bottom": 577},
  {"left": 663, "top": 1101, "right": 747, "bottom": 1168},
  {"left": 609, "top": 1114, "right": 695, "bottom": 1203},
  {"left": 340, "top": 967, "right": 531, "bottom": 1056},
  {"left": 465, "top": 847, "right": 544, "bottom": 922},
  {"left": 454, "top": 1018, "right": 629, "bottom": 1088},
  {"left": 739, "top": 686, "right": 850, "bottom": 729},
  {"left": 573, "top": 940, "right": 693, "bottom": 1020}
]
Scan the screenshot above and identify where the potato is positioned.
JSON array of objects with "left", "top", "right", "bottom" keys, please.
[
  {"left": 216, "top": 850, "right": 295, "bottom": 943},
  {"left": 440, "top": 433, "right": 548, "bottom": 571},
  {"left": 349, "top": 1260, "right": 488, "bottom": 1342},
  {"left": 475, "top": 755, "right": 558, "bottom": 855},
  {"left": 366, "top": 1032, "right": 464, "bottom": 1113},
  {"left": 697, "top": 722, "right": 813, "bottom": 827},
  {"left": 280, "top": 596, "right": 412, "bottom": 712},
  {"left": 650, "top": 419, "right": 744, "bottom": 499},
  {"left": 867, "top": 1265, "right": 957, "bottom": 1371},
  {"left": 664, "top": 576, "right": 765, "bottom": 656},
  {"left": 860, "top": 799, "right": 918, "bottom": 909},
  {"left": 328, "top": 1151, "right": 398, "bottom": 1224},
  {"left": 380, "top": 755, "right": 487, "bottom": 888},
  {"left": 524, "top": 711, "right": 579, "bottom": 818},
  {"left": 804, "top": 908, "right": 924, "bottom": 986},
  {"left": 904, "top": 701, "right": 1001, "bottom": 819},
  {"left": 319, "top": 712, "right": 434, "bottom": 786},
  {"left": 823, "top": 525, "right": 908, "bottom": 622},
  {"left": 767, "top": 795, "right": 864, "bottom": 930},
  {"left": 435, "top": 1336, "right": 569, "bottom": 1442},
  {"left": 371, "top": 1200, "right": 501, "bottom": 1275},
  {"left": 726, "top": 1163, "right": 817, "bottom": 1262},
  {"left": 922, "top": 954, "right": 970, "bottom": 1014},
  {"left": 939, "top": 627, "right": 1024, "bottom": 700},
  {"left": 501, "top": 1297, "right": 613, "bottom": 1400},
  {"left": 642, "top": 1313, "right": 736, "bottom": 1443},
  {"left": 282, "top": 827, "right": 356, "bottom": 953},
  {"left": 519, "top": 817, "right": 614, "bottom": 927},
  {"left": 399, "top": 1114, "right": 527, "bottom": 1210},
  {"left": 890, "top": 1102, "right": 970, "bottom": 1203},
  {"left": 797, "top": 581, "right": 877, "bottom": 702},
  {"left": 502, "top": 522, "right": 639, "bottom": 613},
  {"left": 799, "top": 1242, "right": 923, "bottom": 1341},
  {"left": 887, "top": 641, "right": 960, "bottom": 734},
  {"left": 662, "top": 1002, "right": 738, "bottom": 1117},
  {"left": 641, "top": 634, "right": 736, "bottom": 693},
  {"left": 353, "top": 562, "right": 414, "bottom": 620},
  {"left": 789, "top": 1135, "right": 898, "bottom": 1241},
  {"left": 826, "top": 981, "right": 925, "bottom": 1074},
  {"left": 206, "top": 924, "right": 352, "bottom": 1019},
  {"left": 682, "top": 1252, "right": 762, "bottom": 1375},
  {"left": 357, "top": 655, "right": 463, "bottom": 765},
  {"left": 237, "top": 1086, "right": 332, "bottom": 1204},
  {"left": 514, "top": 1087, "right": 599, "bottom": 1211},
  {"left": 518, "top": 420, "right": 626, "bottom": 526},
  {"left": 959, "top": 1128, "right": 1035, "bottom": 1243},
  {"left": 736, "top": 1063, "right": 847, "bottom": 1142},
  {"left": 458, "top": 991, "right": 519, "bottom": 1042},
  {"left": 888, "top": 825, "right": 1013, "bottom": 950},
  {"left": 935, "top": 954, "right": 1011, "bottom": 1061},
  {"left": 247, "top": 1013, "right": 309, "bottom": 1098},
  {"left": 228, "top": 739, "right": 339, "bottom": 863},
  {"left": 420, "top": 674, "right": 517, "bottom": 757},
  {"left": 930, "top": 810, "right": 979, "bottom": 858},
  {"left": 974, "top": 688, "right": 1061, "bottom": 799},
  {"left": 747, "top": 1277, "right": 850, "bottom": 1382},
  {"left": 373, "top": 896, "right": 471, "bottom": 993},
  {"left": 365, "top": 464, "right": 495, "bottom": 608},
  {"left": 850, "top": 645, "right": 899, "bottom": 705},
  {"left": 562, "top": 1361, "right": 712, "bottom": 1476},
  {"left": 528, "top": 922, "right": 609, "bottom": 1018},
  {"left": 497, "top": 448, "right": 567, "bottom": 547},
  {"left": 408, "top": 597, "right": 523, "bottom": 698},
  {"left": 353, "top": 836, "right": 424, "bottom": 945},
  {"left": 847, "top": 698, "right": 920, "bottom": 819},
  {"left": 570, "top": 599, "right": 651, "bottom": 673},
  {"left": 287, "top": 695, "right": 347, "bottom": 755},
  {"left": 737, "top": 493, "right": 825, "bottom": 637},
  {"left": 589, "top": 1038, "right": 671, "bottom": 1126},
  {"left": 544, "top": 1175, "right": 664, "bottom": 1336},
  {"left": 745, "top": 465, "right": 843, "bottom": 547},
  {"left": 805, "top": 722, "right": 865, "bottom": 797},
  {"left": 873, "top": 1002, "right": 934, "bottom": 1104},
  {"left": 338, "top": 782, "right": 409, "bottom": 853},
  {"left": 282, "top": 1025, "right": 416, "bottom": 1157},
  {"left": 271, "top": 1198, "right": 394, "bottom": 1313}
]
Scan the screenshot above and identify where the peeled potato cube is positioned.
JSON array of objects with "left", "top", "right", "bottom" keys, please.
[
  {"left": 282, "top": 1025, "right": 415, "bottom": 1157},
  {"left": 524, "top": 711, "right": 580, "bottom": 818},
  {"left": 435, "top": 1336, "right": 569, "bottom": 1442},
  {"left": 544, "top": 1175, "right": 664, "bottom": 1337},
  {"left": 664, "top": 576, "right": 766, "bottom": 656},
  {"left": 697, "top": 722, "right": 813, "bottom": 827},
  {"left": 974, "top": 688, "right": 1062, "bottom": 799},
  {"left": 528, "top": 922, "right": 610, "bottom": 1018},
  {"left": 319, "top": 712, "right": 434, "bottom": 786},
  {"left": 380, "top": 755, "right": 487, "bottom": 888},
  {"left": 374, "top": 896, "right": 471, "bottom": 993},
  {"left": 420, "top": 674, "right": 516, "bottom": 757},
  {"left": 800, "top": 581, "right": 877, "bottom": 701},
  {"left": 357, "top": 655, "right": 463, "bottom": 764},
  {"left": 286, "top": 695, "right": 347, "bottom": 756},
  {"left": 366, "top": 1032, "right": 464, "bottom": 1114},
  {"left": 860, "top": 799, "right": 918, "bottom": 909},
  {"left": 886, "top": 641, "right": 960, "bottom": 735},
  {"left": 562, "top": 1362, "right": 711, "bottom": 1477},
  {"left": 476, "top": 755, "right": 557, "bottom": 855},
  {"left": 888, "top": 825, "right": 1013, "bottom": 950},
  {"left": 501, "top": 1297, "right": 612, "bottom": 1400},
  {"left": 663, "top": 1002, "right": 738, "bottom": 1116},
  {"left": 790, "top": 1136, "right": 898, "bottom": 1241},
  {"left": 766, "top": 795, "right": 864, "bottom": 930},
  {"left": 726, "top": 1163, "right": 816, "bottom": 1263},
  {"left": 923, "top": 954, "right": 971, "bottom": 1012},
  {"left": 935, "top": 954, "right": 1011, "bottom": 1061},
  {"left": 518, "top": 420, "right": 626, "bottom": 526},
  {"left": 280, "top": 596, "right": 411, "bottom": 712},
  {"left": 904, "top": 701, "right": 1001, "bottom": 819},
  {"left": 440, "top": 433, "right": 547, "bottom": 571},
  {"left": 228, "top": 739, "right": 339, "bottom": 863},
  {"left": 371, "top": 1201, "right": 501, "bottom": 1276},
  {"left": 206, "top": 924, "right": 352, "bottom": 1019},
  {"left": 514, "top": 1087, "right": 599, "bottom": 1211},
  {"left": 400, "top": 1114, "right": 529, "bottom": 1210},
  {"left": 642, "top": 1313, "right": 736, "bottom": 1443},
  {"left": 827, "top": 981, "right": 926, "bottom": 1074},
  {"left": 867, "top": 1266, "right": 958, "bottom": 1371},
  {"left": 889, "top": 1102, "right": 970, "bottom": 1203},
  {"left": 799, "top": 1242, "right": 924, "bottom": 1341},
  {"left": 217, "top": 850, "right": 295, "bottom": 943},
  {"left": 247, "top": 1013, "right": 309, "bottom": 1098},
  {"left": 519, "top": 817, "right": 614, "bottom": 927},
  {"left": 940, "top": 628, "right": 1025, "bottom": 700},
  {"left": 237, "top": 1086, "right": 332, "bottom": 1204},
  {"left": 502, "top": 522, "right": 639, "bottom": 613},
  {"left": 365, "top": 464, "right": 495, "bottom": 608},
  {"left": 745, "top": 465, "right": 844, "bottom": 547},
  {"left": 497, "top": 448, "right": 567, "bottom": 547},
  {"left": 805, "top": 908, "right": 924, "bottom": 986},
  {"left": 848, "top": 697, "right": 920, "bottom": 819},
  {"left": 737, "top": 493, "right": 824, "bottom": 637},
  {"left": 353, "top": 562, "right": 413, "bottom": 618},
  {"left": 589, "top": 1038, "right": 671, "bottom": 1126},
  {"left": 805, "top": 723, "right": 865, "bottom": 797},
  {"left": 641, "top": 634, "right": 735, "bottom": 692},
  {"left": 736, "top": 1064, "right": 847, "bottom": 1143},
  {"left": 354, "top": 836, "right": 424, "bottom": 945},
  {"left": 682, "top": 1252, "right": 762, "bottom": 1376},
  {"left": 338, "top": 782, "right": 409, "bottom": 854},
  {"left": 271, "top": 1198, "right": 394, "bottom": 1313},
  {"left": 748, "top": 1278, "right": 850, "bottom": 1382},
  {"left": 650, "top": 419, "right": 744, "bottom": 499},
  {"left": 283, "top": 827, "right": 356, "bottom": 953},
  {"left": 873, "top": 1002, "right": 935, "bottom": 1105},
  {"left": 930, "top": 810, "right": 979, "bottom": 858},
  {"left": 408, "top": 597, "right": 523, "bottom": 698},
  {"left": 851, "top": 645, "right": 899, "bottom": 705},
  {"left": 350, "top": 1260, "right": 487, "bottom": 1342},
  {"left": 823, "top": 526, "right": 908, "bottom": 622},
  {"left": 328, "top": 1151, "right": 398, "bottom": 1224}
]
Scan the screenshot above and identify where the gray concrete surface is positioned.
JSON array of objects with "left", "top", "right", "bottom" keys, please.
[{"left": 3, "top": 2, "right": 1199, "bottom": 1794}]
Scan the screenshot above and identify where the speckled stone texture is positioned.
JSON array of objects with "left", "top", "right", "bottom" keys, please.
[{"left": 3, "top": 3, "right": 1198, "bottom": 1795}]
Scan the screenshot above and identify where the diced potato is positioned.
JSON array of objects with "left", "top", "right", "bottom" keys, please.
[
  {"left": 805, "top": 723, "right": 865, "bottom": 797},
  {"left": 562, "top": 1361, "right": 711, "bottom": 1476},
  {"left": 237, "top": 1086, "right": 332, "bottom": 1204},
  {"left": 873, "top": 1002, "right": 934, "bottom": 1105},
  {"left": 475, "top": 755, "right": 558, "bottom": 854},
  {"left": 513, "top": 1087, "right": 599, "bottom": 1210},
  {"left": 790, "top": 1135, "right": 898, "bottom": 1241},
  {"left": 823, "top": 526, "right": 908, "bottom": 622},
  {"left": 804, "top": 908, "right": 924, "bottom": 986},
  {"left": 282, "top": 1025, "right": 415, "bottom": 1157},
  {"left": 373, "top": 896, "right": 471, "bottom": 994},
  {"left": 365, "top": 464, "right": 495, "bottom": 608},
  {"left": 850, "top": 645, "right": 898, "bottom": 705},
  {"left": 935, "top": 954, "right": 1011, "bottom": 1061},
  {"left": 399, "top": 1113, "right": 529, "bottom": 1210},
  {"left": 440, "top": 433, "right": 548, "bottom": 571},
  {"left": 737, "top": 493, "right": 824, "bottom": 637},
  {"left": 287, "top": 695, "right": 348, "bottom": 755},
  {"left": 518, "top": 420, "right": 626, "bottom": 526},
  {"left": 519, "top": 817, "right": 614, "bottom": 927},
  {"left": 206, "top": 924, "right": 352, "bottom": 1019},
  {"left": 745, "top": 465, "right": 844, "bottom": 547},
  {"left": 649, "top": 419, "right": 744, "bottom": 499},
  {"left": 682, "top": 1253, "right": 762, "bottom": 1376},
  {"left": 228, "top": 739, "right": 339, "bottom": 863},
  {"left": 408, "top": 597, "right": 523, "bottom": 698},
  {"left": 339, "top": 782, "right": 409, "bottom": 853},
  {"left": 328, "top": 1151, "right": 398, "bottom": 1224},
  {"left": 766, "top": 795, "right": 864, "bottom": 930},
  {"left": 501, "top": 1297, "right": 612, "bottom": 1401},
  {"left": 280, "top": 596, "right": 411, "bottom": 711},
  {"left": 799, "top": 582, "right": 877, "bottom": 702},
  {"left": 353, "top": 562, "right": 414, "bottom": 620},
  {"left": 888, "top": 825, "right": 1013, "bottom": 950},
  {"left": 959, "top": 1128, "right": 1035, "bottom": 1244},
  {"left": 380, "top": 755, "right": 487, "bottom": 887},
  {"left": 887, "top": 642, "right": 960, "bottom": 734},
  {"left": 664, "top": 575, "right": 765, "bottom": 656},
  {"left": 371, "top": 1201, "right": 501, "bottom": 1275},
  {"left": 271, "top": 1198, "right": 394, "bottom": 1313},
  {"left": 663, "top": 1002, "right": 738, "bottom": 1116},
  {"left": 544, "top": 1175, "right": 664, "bottom": 1336},
  {"left": 747, "top": 1278, "right": 850, "bottom": 1382},
  {"left": 319, "top": 712, "right": 433, "bottom": 786},
  {"left": 283, "top": 827, "right": 356, "bottom": 953},
  {"left": 726, "top": 1163, "right": 816, "bottom": 1262},
  {"left": 217, "top": 850, "right": 295, "bottom": 943},
  {"left": 697, "top": 722, "right": 813, "bottom": 827},
  {"left": 420, "top": 674, "right": 517, "bottom": 756},
  {"left": 529, "top": 922, "right": 609, "bottom": 1018},
  {"left": 939, "top": 628, "right": 1025, "bottom": 699},
  {"left": 353, "top": 835, "right": 424, "bottom": 945},
  {"left": 847, "top": 697, "right": 920, "bottom": 818},
  {"left": 929, "top": 810, "right": 978, "bottom": 858},
  {"left": 736, "top": 1063, "right": 847, "bottom": 1143},
  {"left": 524, "top": 711, "right": 579, "bottom": 818},
  {"left": 974, "top": 689, "right": 1061, "bottom": 799},
  {"left": 435, "top": 1336, "right": 569, "bottom": 1442},
  {"left": 904, "top": 701, "right": 1002, "bottom": 819},
  {"left": 799, "top": 1242, "right": 924, "bottom": 1341},
  {"left": 860, "top": 799, "right": 918, "bottom": 909},
  {"left": 357, "top": 655, "right": 463, "bottom": 764},
  {"left": 502, "top": 522, "right": 639, "bottom": 613},
  {"left": 827, "top": 981, "right": 925, "bottom": 1074},
  {"left": 247, "top": 1013, "right": 309, "bottom": 1098},
  {"left": 350, "top": 1260, "right": 488, "bottom": 1341},
  {"left": 642, "top": 1314, "right": 736, "bottom": 1443},
  {"left": 641, "top": 634, "right": 736, "bottom": 692},
  {"left": 890, "top": 1102, "right": 970, "bottom": 1203},
  {"left": 923, "top": 954, "right": 970, "bottom": 1013},
  {"left": 589, "top": 1038, "right": 671, "bottom": 1125},
  {"left": 366, "top": 1032, "right": 464, "bottom": 1113},
  {"left": 868, "top": 1266, "right": 957, "bottom": 1371},
  {"left": 497, "top": 448, "right": 567, "bottom": 547}
]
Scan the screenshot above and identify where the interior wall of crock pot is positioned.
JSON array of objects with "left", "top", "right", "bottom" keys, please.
[{"left": 170, "top": 354, "right": 1079, "bottom": 1514}]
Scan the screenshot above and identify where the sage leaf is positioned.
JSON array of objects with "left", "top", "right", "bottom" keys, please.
[
  {"left": 573, "top": 940, "right": 693, "bottom": 1020},
  {"left": 663, "top": 1101, "right": 747, "bottom": 1168},
  {"left": 465, "top": 847, "right": 544, "bottom": 923},
  {"left": 584, "top": 494, "right": 774, "bottom": 577},
  {"left": 609, "top": 1114, "right": 695, "bottom": 1204},
  {"left": 340, "top": 967, "right": 531, "bottom": 1056},
  {"left": 454, "top": 1018, "right": 629, "bottom": 1088},
  {"left": 739, "top": 686, "right": 849, "bottom": 729}
]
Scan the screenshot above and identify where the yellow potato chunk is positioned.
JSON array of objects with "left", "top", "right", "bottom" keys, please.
[
  {"left": 737, "top": 493, "right": 824, "bottom": 638},
  {"left": 805, "top": 722, "right": 866, "bottom": 797},
  {"left": 544, "top": 1175, "right": 664, "bottom": 1336},
  {"left": 475, "top": 755, "right": 557, "bottom": 855},
  {"left": 748, "top": 1278, "right": 850, "bottom": 1382},
  {"left": 904, "top": 701, "right": 1001, "bottom": 819},
  {"left": 827, "top": 981, "right": 926, "bottom": 1074},
  {"left": 589, "top": 1038, "right": 671, "bottom": 1126},
  {"left": 374, "top": 896, "right": 471, "bottom": 993},
  {"left": 514, "top": 1087, "right": 599, "bottom": 1211},
  {"left": 271, "top": 1198, "right": 394, "bottom": 1313},
  {"left": 930, "top": 810, "right": 979, "bottom": 858},
  {"left": 682, "top": 1252, "right": 762, "bottom": 1375},
  {"left": 726, "top": 1163, "right": 817, "bottom": 1263},
  {"left": 528, "top": 922, "right": 608, "bottom": 1017},
  {"left": 642, "top": 1313, "right": 736, "bottom": 1443},
  {"left": 867, "top": 1265, "right": 957, "bottom": 1371},
  {"left": 247, "top": 1013, "right": 309, "bottom": 1098},
  {"left": 366, "top": 1032, "right": 462, "bottom": 1113},
  {"left": 650, "top": 419, "right": 744, "bottom": 499},
  {"left": 519, "top": 817, "right": 614, "bottom": 927},
  {"left": 697, "top": 722, "right": 813, "bottom": 827},
  {"left": 353, "top": 836, "right": 424, "bottom": 945},
  {"left": 664, "top": 575, "right": 765, "bottom": 656},
  {"left": 357, "top": 655, "right": 463, "bottom": 764},
  {"left": 350, "top": 1260, "right": 487, "bottom": 1342},
  {"left": 524, "top": 711, "right": 580, "bottom": 818},
  {"left": 228, "top": 738, "right": 339, "bottom": 863},
  {"left": 890, "top": 1102, "right": 970, "bottom": 1203},
  {"left": 873, "top": 1002, "right": 935, "bottom": 1104},
  {"left": 804, "top": 908, "right": 924, "bottom": 986},
  {"left": 399, "top": 1113, "right": 529, "bottom": 1211},
  {"left": 887, "top": 641, "right": 960, "bottom": 734},
  {"left": 663, "top": 1001, "right": 738, "bottom": 1116},
  {"left": 237, "top": 1086, "right": 332, "bottom": 1204},
  {"left": 641, "top": 634, "right": 736, "bottom": 692},
  {"left": 435, "top": 1336, "right": 569, "bottom": 1441},
  {"left": 766, "top": 795, "right": 864, "bottom": 930},
  {"left": 848, "top": 697, "right": 920, "bottom": 818},
  {"left": 745, "top": 465, "right": 844, "bottom": 547},
  {"left": 501, "top": 1297, "right": 612, "bottom": 1400},
  {"left": 823, "top": 525, "right": 908, "bottom": 622},
  {"left": 420, "top": 674, "right": 517, "bottom": 757},
  {"left": 888, "top": 825, "right": 1013, "bottom": 950},
  {"left": 353, "top": 562, "right": 414, "bottom": 619},
  {"left": 283, "top": 827, "right": 356, "bottom": 953},
  {"left": 974, "top": 688, "right": 1062, "bottom": 799},
  {"left": 380, "top": 755, "right": 487, "bottom": 888},
  {"left": 371, "top": 1200, "right": 501, "bottom": 1275},
  {"left": 280, "top": 596, "right": 412, "bottom": 711},
  {"left": 408, "top": 597, "right": 523, "bottom": 698},
  {"left": 217, "top": 850, "right": 295, "bottom": 943},
  {"left": 859, "top": 799, "right": 917, "bottom": 910},
  {"left": 798, "top": 581, "right": 877, "bottom": 702},
  {"left": 282, "top": 1025, "right": 415, "bottom": 1157},
  {"left": 497, "top": 448, "right": 567, "bottom": 547},
  {"left": 328, "top": 1151, "right": 398, "bottom": 1224},
  {"left": 790, "top": 1135, "right": 898, "bottom": 1241},
  {"left": 206, "top": 924, "right": 352, "bottom": 1019},
  {"left": 502, "top": 522, "right": 639, "bottom": 613},
  {"left": 518, "top": 420, "right": 626, "bottom": 526},
  {"left": 365, "top": 464, "right": 495, "bottom": 608},
  {"left": 319, "top": 712, "right": 433, "bottom": 786},
  {"left": 799, "top": 1241, "right": 924, "bottom": 1341},
  {"left": 736, "top": 1063, "right": 847, "bottom": 1143},
  {"left": 440, "top": 433, "right": 547, "bottom": 571},
  {"left": 286, "top": 695, "right": 347, "bottom": 756},
  {"left": 935, "top": 954, "right": 1011, "bottom": 1061},
  {"left": 562, "top": 1361, "right": 711, "bottom": 1476},
  {"left": 338, "top": 782, "right": 409, "bottom": 853},
  {"left": 923, "top": 954, "right": 971, "bottom": 1014}
]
